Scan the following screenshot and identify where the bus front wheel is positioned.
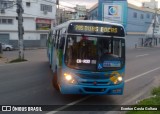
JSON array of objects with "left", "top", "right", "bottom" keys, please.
[{"left": 52, "top": 72, "right": 60, "bottom": 91}]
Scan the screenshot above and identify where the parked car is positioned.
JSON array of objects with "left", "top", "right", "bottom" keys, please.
[{"left": 0, "top": 42, "right": 13, "bottom": 51}]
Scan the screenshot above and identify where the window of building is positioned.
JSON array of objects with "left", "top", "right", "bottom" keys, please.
[
  {"left": 8, "top": 19, "right": 13, "bottom": 24},
  {"left": 141, "top": 14, "right": 144, "bottom": 19},
  {"left": 95, "top": 11, "right": 98, "bottom": 17},
  {"left": 133, "top": 12, "right": 137, "bottom": 18},
  {"left": 2, "top": 19, "right": 7, "bottom": 24},
  {"left": 40, "top": 4, "right": 52, "bottom": 12},
  {"left": 146, "top": 13, "right": 150, "bottom": 18},
  {"left": 0, "top": 1, "right": 14, "bottom": 9},
  {"left": 152, "top": 14, "right": 155, "bottom": 19},
  {"left": 26, "top": 2, "right": 31, "bottom": 7},
  {"left": 0, "top": 19, "right": 13, "bottom": 24}
]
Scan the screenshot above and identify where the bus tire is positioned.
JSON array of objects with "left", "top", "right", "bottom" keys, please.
[{"left": 52, "top": 72, "right": 60, "bottom": 92}]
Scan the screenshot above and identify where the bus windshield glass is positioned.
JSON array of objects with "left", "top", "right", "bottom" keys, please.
[{"left": 65, "top": 35, "right": 125, "bottom": 71}]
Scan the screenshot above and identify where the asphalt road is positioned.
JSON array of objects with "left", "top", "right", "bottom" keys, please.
[{"left": 0, "top": 48, "right": 160, "bottom": 114}]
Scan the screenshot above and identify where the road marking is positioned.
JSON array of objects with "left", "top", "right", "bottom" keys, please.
[
  {"left": 46, "top": 66, "right": 160, "bottom": 114},
  {"left": 125, "top": 66, "right": 160, "bottom": 83},
  {"left": 136, "top": 54, "right": 149, "bottom": 58},
  {"left": 46, "top": 95, "right": 92, "bottom": 114}
]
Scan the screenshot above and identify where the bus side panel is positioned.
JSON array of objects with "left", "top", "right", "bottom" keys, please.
[
  {"left": 51, "top": 47, "right": 57, "bottom": 73},
  {"left": 47, "top": 35, "right": 53, "bottom": 66}
]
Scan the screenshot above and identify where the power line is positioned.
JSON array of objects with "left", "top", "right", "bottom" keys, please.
[
  {"left": 40, "top": 0, "right": 87, "bottom": 12},
  {"left": 1, "top": 0, "right": 154, "bottom": 27},
  {"left": 5, "top": 8, "right": 153, "bottom": 27},
  {"left": 0, "top": 3, "right": 16, "bottom": 10},
  {"left": 60, "top": 0, "right": 77, "bottom": 6},
  {"left": 40, "top": 0, "right": 56, "bottom": 4},
  {"left": 5, "top": 9, "right": 55, "bottom": 19}
]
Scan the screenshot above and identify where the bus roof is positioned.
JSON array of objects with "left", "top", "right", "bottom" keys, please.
[{"left": 54, "top": 20, "right": 124, "bottom": 29}]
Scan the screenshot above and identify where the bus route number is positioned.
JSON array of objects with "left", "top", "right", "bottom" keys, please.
[{"left": 77, "top": 59, "right": 90, "bottom": 64}]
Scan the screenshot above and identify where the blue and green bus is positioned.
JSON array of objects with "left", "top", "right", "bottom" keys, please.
[{"left": 47, "top": 20, "right": 126, "bottom": 95}]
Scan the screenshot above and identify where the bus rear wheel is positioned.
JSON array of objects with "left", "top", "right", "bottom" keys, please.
[{"left": 52, "top": 72, "right": 60, "bottom": 92}]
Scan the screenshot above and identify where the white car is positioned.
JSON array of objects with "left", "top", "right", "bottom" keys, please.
[{"left": 0, "top": 42, "right": 13, "bottom": 51}]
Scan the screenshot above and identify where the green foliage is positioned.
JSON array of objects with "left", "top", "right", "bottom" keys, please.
[
  {"left": 138, "top": 96, "right": 160, "bottom": 105},
  {"left": 152, "top": 86, "right": 160, "bottom": 96},
  {"left": 127, "top": 86, "right": 160, "bottom": 114}
]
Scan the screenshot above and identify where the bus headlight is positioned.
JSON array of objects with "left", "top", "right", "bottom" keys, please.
[
  {"left": 110, "top": 76, "right": 123, "bottom": 84},
  {"left": 64, "top": 73, "right": 77, "bottom": 84},
  {"left": 110, "top": 72, "right": 123, "bottom": 84},
  {"left": 64, "top": 73, "right": 72, "bottom": 81},
  {"left": 117, "top": 76, "right": 123, "bottom": 82}
]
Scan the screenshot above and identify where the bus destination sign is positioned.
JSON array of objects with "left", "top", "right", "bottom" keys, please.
[
  {"left": 75, "top": 25, "right": 118, "bottom": 33},
  {"left": 68, "top": 23, "right": 125, "bottom": 37}
]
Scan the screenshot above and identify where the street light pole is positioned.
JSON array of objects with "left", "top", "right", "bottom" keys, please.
[
  {"left": 152, "top": 9, "right": 157, "bottom": 46},
  {"left": 56, "top": 0, "right": 59, "bottom": 25}
]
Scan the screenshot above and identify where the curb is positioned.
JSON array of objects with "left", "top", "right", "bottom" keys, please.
[
  {"left": 24, "top": 47, "right": 47, "bottom": 50},
  {"left": 0, "top": 57, "right": 9, "bottom": 64},
  {"left": 135, "top": 95, "right": 157, "bottom": 104}
]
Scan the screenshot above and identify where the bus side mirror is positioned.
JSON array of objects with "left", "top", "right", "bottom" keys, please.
[{"left": 59, "top": 37, "right": 65, "bottom": 50}]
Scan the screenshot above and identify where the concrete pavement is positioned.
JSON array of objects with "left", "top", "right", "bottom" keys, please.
[
  {"left": 0, "top": 47, "right": 160, "bottom": 114},
  {"left": 0, "top": 49, "right": 47, "bottom": 65}
]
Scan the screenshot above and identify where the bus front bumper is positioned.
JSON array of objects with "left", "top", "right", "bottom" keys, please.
[{"left": 60, "top": 82, "right": 124, "bottom": 95}]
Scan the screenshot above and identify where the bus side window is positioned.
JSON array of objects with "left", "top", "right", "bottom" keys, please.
[
  {"left": 56, "top": 30, "right": 61, "bottom": 49},
  {"left": 59, "top": 28, "right": 66, "bottom": 50},
  {"left": 52, "top": 34, "right": 55, "bottom": 45},
  {"left": 59, "top": 36, "right": 65, "bottom": 50},
  {"left": 54, "top": 30, "right": 58, "bottom": 47}
]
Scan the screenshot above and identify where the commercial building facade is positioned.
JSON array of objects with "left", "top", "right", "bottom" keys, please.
[
  {"left": 0, "top": 0, "right": 56, "bottom": 48},
  {"left": 88, "top": 1, "right": 160, "bottom": 49}
]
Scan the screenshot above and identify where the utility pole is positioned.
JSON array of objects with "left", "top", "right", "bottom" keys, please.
[
  {"left": 56, "top": 0, "right": 59, "bottom": 25},
  {"left": 152, "top": 9, "right": 156, "bottom": 46},
  {"left": 152, "top": 0, "right": 158, "bottom": 47},
  {"left": 16, "top": 0, "right": 24, "bottom": 59},
  {"left": 63, "top": 8, "right": 65, "bottom": 22}
]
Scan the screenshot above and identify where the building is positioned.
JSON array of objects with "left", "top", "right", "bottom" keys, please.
[
  {"left": 64, "top": 10, "right": 73, "bottom": 21},
  {"left": 0, "top": 0, "right": 56, "bottom": 48},
  {"left": 88, "top": 2, "right": 160, "bottom": 49},
  {"left": 142, "top": 0, "right": 158, "bottom": 9},
  {"left": 74, "top": 5, "right": 87, "bottom": 20},
  {"left": 57, "top": 8, "right": 73, "bottom": 24},
  {"left": 57, "top": 5, "right": 88, "bottom": 24}
]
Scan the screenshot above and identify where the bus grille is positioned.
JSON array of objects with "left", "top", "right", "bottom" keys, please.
[
  {"left": 84, "top": 88, "right": 106, "bottom": 92},
  {"left": 79, "top": 81, "right": 111, "bottom": 86},
  {"left": 76, "top": 73, "right": 110, "bottom": 79}
]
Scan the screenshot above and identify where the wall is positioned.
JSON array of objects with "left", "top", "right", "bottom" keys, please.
[
  {"left": 126, "top": 8, "right": 153, "bottom": 32},
  {"left": 88, "top": 3, "right": 160, "bottom": 49},
  {"left": 0, "top": 0, "right": 56, "bottom": 47}
]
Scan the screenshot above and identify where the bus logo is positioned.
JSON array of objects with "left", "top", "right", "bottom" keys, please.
[{"left": 108, "top": 6, "right": 118, "bottom": 16}]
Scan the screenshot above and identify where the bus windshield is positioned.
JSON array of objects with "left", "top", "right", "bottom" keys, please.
[{"left": 65, "top": 35, "right": 125, "bottom": 71}]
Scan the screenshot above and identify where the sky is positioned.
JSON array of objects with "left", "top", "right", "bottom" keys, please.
[{"left": 59, "top": 0, "right": 160, "bottom": 9}]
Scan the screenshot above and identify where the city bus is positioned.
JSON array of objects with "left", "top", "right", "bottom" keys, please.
[
  {"left": 47, "top": 30, "right": 53, "bottom": 67},
  {"left": 47, "top": 20, "right": 126, "bottom": 95}
]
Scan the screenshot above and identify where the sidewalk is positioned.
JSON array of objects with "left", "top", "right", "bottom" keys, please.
[
  {"left": 0, "top": 49, "right": 47, "bottom": 65},
  {"left": 0, "top": 51, "right": 21, "bottom": 65},
  {"left": 134, "top": 45, "right": 160, "bottom": 49},
  {"left": 0, "top": 56, "right": 9, "bottom": 65}
]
